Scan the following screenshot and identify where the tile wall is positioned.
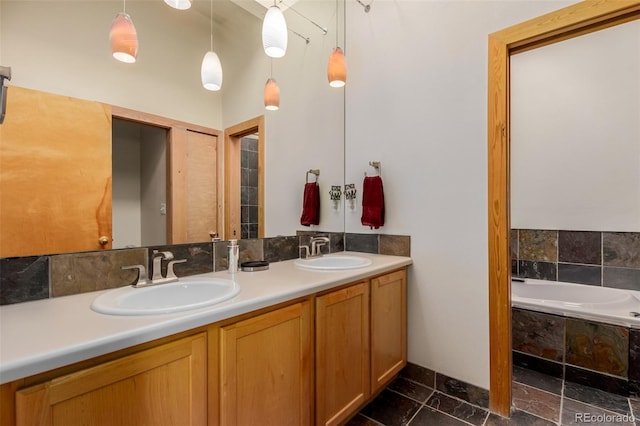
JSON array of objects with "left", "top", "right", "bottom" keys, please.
[
  {"left": 0, "top": 232, "right": 410, "bottom": 305},
  {"left": 512, "top": 307, "right": 640, "bottom": 398},
  {"left": 240, "top": 136, "right": 259, "bottom": 239},
  {"left": 511, "top": 229, "right": 640, "bottom": 290}
]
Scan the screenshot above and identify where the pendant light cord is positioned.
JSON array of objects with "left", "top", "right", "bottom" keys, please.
[
  {"left": 210, "top": 0, "right": 213, "bottom": 51},
  {"left": 123, "top": 0, "right": 126, "bottom": 14},
  {"left": 335, "top": 0, "right": 339, "bottom": 46}
]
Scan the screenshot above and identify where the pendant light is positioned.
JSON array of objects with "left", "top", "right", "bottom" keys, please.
[
  {"left": 201, "top": 0, "right": 223, "bottom": 91},
  {"left": 110, "top": 0, "right": 138, "bottom": 63},
  {"left": 262, "top": 4, "right": 288, "bottom": 58},
  {"left": 164, "top": 0, "right": 191, "bottom": 10},
  {"left": 264, "top": 60, "right": 280, "bottom": 110},
  {"left": 327, "top": 0, "right": 346, "bottom": 87}
]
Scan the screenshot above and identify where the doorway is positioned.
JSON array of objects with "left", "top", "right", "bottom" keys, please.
[{"left": 224, "top": 116, "right": 265, "bottom": 240}]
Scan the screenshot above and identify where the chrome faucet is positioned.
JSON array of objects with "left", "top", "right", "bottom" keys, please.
[
  {"left": 150, "top": 250, "right": 186, "bottom": 285},
  {"left": 121, "top": 251, "right": 187, "bottom": 288},
  {"left": 310, "top": 236, "right": 330, "bottom": 257}
]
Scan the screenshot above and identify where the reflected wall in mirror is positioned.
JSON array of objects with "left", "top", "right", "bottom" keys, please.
[
  {"left": 0, "top": 0, "right": 345, "bottom": 257},
  {"left": 511, "top": 20, "right": 640, "bottom": 232}
]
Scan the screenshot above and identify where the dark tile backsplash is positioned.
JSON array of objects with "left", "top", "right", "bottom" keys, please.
[
  {"left": 0, "top": 232, "right": 410, "bottom": 305},
  {"left": 513, "top": 229, "right": 640, "bottom": 291}
]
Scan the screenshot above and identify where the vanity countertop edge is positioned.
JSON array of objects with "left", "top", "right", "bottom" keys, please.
[{"left": 0, "top": 252, "right": 412, "bottom": 384}]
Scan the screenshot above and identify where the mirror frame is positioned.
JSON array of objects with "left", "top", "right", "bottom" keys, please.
[{"left": 487, "top": 0, "right": 640, "bottom": 416}]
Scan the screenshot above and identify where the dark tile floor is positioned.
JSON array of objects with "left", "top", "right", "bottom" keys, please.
[{"left": 346, "top": 366, "right": 640, "bottom": 425}]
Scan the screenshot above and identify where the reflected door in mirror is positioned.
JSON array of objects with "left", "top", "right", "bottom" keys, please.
[{"left": 0, "top": 86, "right": 112, "bottom": 257}]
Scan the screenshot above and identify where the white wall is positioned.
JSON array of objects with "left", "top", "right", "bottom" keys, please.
[
  {"left": 140, "top": 126, "right": 167, "bottom": 246},
  {"left": 511, "top": 20, "right": 640, "bottom": 232},
  {"left": 345, "top": 0, "right": 577, "bottom": 389}
]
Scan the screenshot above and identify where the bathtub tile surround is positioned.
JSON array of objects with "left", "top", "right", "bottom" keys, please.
[
  {"left": 51, "top": 249, "right": 147, "bottom": 297},
  {"left": 0, "top": 232, "right": 408, "bottom": 305},
  {"left": 0, "top": 256, "right": 49, "bottom": 305},
  {"left": 513, "top": 229, "right": 640, "bottom": 290},
  {"left": 512, "top": 309, "right": 564, "bottom": 362},
  {"left": 565, "top": 319, "right": 629, "bottom": 378},
  {"left": 630, "top": 328, "right": 640, "bottom": 398},
  {"left": 512, "top": 308, "right": 638, "bottom": 397}
]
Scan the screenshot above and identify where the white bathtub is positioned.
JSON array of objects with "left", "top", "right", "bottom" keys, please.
[{"left": 512, "top": 278, "right": 640, "bottom": 329}]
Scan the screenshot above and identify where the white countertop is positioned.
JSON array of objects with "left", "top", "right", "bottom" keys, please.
[{"left": 0, "top": 252, "right": 411, "bottom": 384}]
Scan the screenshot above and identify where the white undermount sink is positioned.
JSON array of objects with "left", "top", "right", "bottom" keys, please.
[
  {"left": 91, "top": 277, "right": 240, "bottom": 316},
  {"left": 294, "top": 255, "right": 372, "bottom": 271}
]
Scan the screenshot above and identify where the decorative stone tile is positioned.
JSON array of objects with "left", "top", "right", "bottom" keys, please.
[
  {"left": 512, "top": 309, "right": 565, "bottom": 362},
  {"left": 425, "top": 391, "right": 489, "bottom": 425},
  {"left": 511, "top": 382, "right": 561, "bottom": 423},
  {"left": 558, "top": 230, "right": 601, "bottom": 265},
  {"left": 557, "top": 263, "right": 601, "bottom": 286},
  {"left": 565, "top": 366, "right": 629, "bottom": 396},
  {"left": 400, "top": 362, "right": 436, "bottom": 388},
  {"left": 379, "top": 235, "right": 410, "bottom": 257},
  {"left": 214, "top": 241, "right": 229, "bottom": 272},
  {"left": 410, "top": 406, "right": 470, "bottom": 425},
  {"left": 603, "top": 232, "right": 640, "bottom": 268},
  {"left": 629, "top": 328, "right": 640, "bottom": 382},
  {"left": 238, "top": 239, "right": 265, "bottom": 262},
  {"left": 566, "top": 318, "right": 628, "bottom": 378},
  {"left": 359, "top": 389, "right": 421, "bottom": 426},
  {"left": 484, "top": 410, "right": 555, "bottom": 425},
  {"left": 630, "top": 380, "right": 639, "bottom": 399},
  {"left": 564, "top": 380, "right": 632, "bottom": 416},
  {"left": 561, "top": 398, "right": 634, "bottom": 425},
  {"left": 512, "top": 260, "right": 518, "bottom": 276},
  {"left": 51, "top": 249, "right": 146, "bottom": 297},
  {"left": 263, "top": 236, "right": 297, "bottom": 262},
  {"left": 435, "top": 373, "right": 489, "bottom": 408},
  {"left": 0, "top": 256, "right": 49, "bottom": 305},
  {"left": 603, "top": 267, "right": 640, "bottom": 291},
  {"left": 147, "top": 243, "right": 213, "bottom": 278},
  {"left": 518, "top": 260, "right": 557, "bottom": 281},
  {"left": 512, "top": 365, "right": 563, "bottom": 395},
  {"left": 387, "top": 377, "right": 433, "bottom": 403},
  {"left": 345, "top": 233, "right": 378, "bottom": 254},
  {"left": 511, "top": 229, "right": 519, "bottom": 261},
  {"left": 519, "top": 230, "right": 557, "bottom": 262},
  {"left": 512, "top": 351, "right": 564, "bottom": 379}
]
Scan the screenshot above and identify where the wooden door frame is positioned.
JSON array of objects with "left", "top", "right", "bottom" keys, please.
[
  {"left": 487, "top": 0, "right": 640, "bottom": 416},
  {"left": 111, "top": 106, "right": 223, "bottom": 244},
  {"left": 223, "top": 116, "right": 265, "bottom": 240}
]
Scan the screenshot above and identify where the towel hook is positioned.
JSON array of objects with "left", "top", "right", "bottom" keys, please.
[
  {"left": 306, "top": 169, "right": 320, "bottom": 183},
  {"left": 365, "top": 161, "right": 381, "bottom": 177}
]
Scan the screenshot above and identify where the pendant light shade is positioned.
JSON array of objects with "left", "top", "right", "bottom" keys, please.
[
  {"left": 164, "top": 0, "right": 191, "bottom": 10},
  {"left": 201, "top": 51, "right": 223, "bottom": 91},
  {"left": 264, "top": 78, "right": 280, "bottom": 110},
  {"left": 328, "top": 47, "right": 346, "bottom": 88},
  {"left": 110, "top": 12, "right": 138, "bottom": 63},
  {"left": 262, "top": 6, "right": 288, "bottom": 58}
]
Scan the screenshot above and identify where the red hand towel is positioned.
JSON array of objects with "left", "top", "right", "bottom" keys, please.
[
  {"left": 361, "top": 176, "right": 385, "bottom": 229},
  {"left": 300, "top": 182, "right": 320, "bottom": 226}
]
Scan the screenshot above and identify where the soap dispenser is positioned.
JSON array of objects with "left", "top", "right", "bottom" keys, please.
[{"left": 228, "top": 239, "right": 239, "bottom": 274}]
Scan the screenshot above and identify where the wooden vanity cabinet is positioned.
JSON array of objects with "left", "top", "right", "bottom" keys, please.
[
  {"left": 216, "top": 300, "right": 313, "bottom": 426},
  {"left": 14, "top": 333, "right": 207, "bottom": 426},
  {"left": 371, "top": 269, "right": 407, "bottom": 393},
  {"left": 315, "top": 281, "right": 370, "bottom": 426}
]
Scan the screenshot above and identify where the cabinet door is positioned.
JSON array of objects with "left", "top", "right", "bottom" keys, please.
[
  {"left": 316, "top": 282, "right": 370, "bottom": 426},
  {"left": 15, "top": 333, "right": 207, "bottom": 426},
  {"left": 371, "top": 269, "right": 407, "bottom": 393},
  {"left": 0, "top": 86, "right": 112, "bottom": 257},
  {"left": 220, "top": 301, "right": 312, "bottom": 426}
]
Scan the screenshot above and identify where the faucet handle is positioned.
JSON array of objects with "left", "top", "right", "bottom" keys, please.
[
  {"left": 121, "top": 264, "right": 150, "bottom": 287},
  {"left": 153, "top": 250, "right": 174, "bottom": 260},
  {"left": 166, "top": 259, "right": 187, "bottom": 280}
]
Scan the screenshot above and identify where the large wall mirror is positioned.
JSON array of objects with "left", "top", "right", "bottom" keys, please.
[
  {"left": 487, "top": 1, "right": 640, "bottom": 417},
  {"left": 0, "top": 0, "right": 345, "bottom": 257}
]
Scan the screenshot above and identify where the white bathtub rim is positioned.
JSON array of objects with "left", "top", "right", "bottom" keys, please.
[{"left": 512, "top": 278, "right": 640, "bottom": 329}]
